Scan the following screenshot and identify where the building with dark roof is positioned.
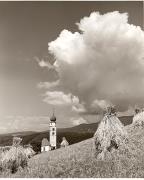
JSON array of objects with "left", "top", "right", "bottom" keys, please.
[{"left": 41, "top": 138, "right": 50, "bottom": 152}]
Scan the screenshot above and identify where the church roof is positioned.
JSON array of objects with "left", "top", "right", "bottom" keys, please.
[
  {"left": 61, "top": 137, "right": 69, "bottom": 146},
  {"left": 41, "top": 138, "right": 50, "bottom": 146},
  {"left": 50, "top": 114, "right": 56, "bottom": 122}
]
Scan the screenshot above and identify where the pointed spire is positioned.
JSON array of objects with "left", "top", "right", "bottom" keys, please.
[
  {"left": 50, "top": 107, "right": 56, "bottom": 122},
  {"left": 53, "top": 107, "right": 55, "bottom": 116}
]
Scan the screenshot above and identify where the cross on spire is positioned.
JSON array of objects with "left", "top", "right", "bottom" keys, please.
[{"left": 52, "top": 107, "right": 55, "bottom": 116}]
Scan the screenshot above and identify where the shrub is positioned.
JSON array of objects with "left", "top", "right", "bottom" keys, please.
[
  {"left": 0, "top": 146, "right": 29, "bottom": 173},
  {"left": 0, "top": 137, "right": 35, "bottom": 174},
  {"left": 0, "top": 146, "right": 11, "bottom": 153},
  {"left": 12, "top": 137, "right": 22, "bottom": 147},
  {"left": 23, "top": 145, "right": 35, "bottom": 158}
]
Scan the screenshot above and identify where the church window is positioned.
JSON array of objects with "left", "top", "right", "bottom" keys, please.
[
  {"left": 52, "top": 128, "right": 55, "bottom": 131},
  {"left": 52, "top": 132, "right": 55, "bottom": 135}
]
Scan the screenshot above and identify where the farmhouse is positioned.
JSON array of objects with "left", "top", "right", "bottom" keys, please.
[
  {"left": 41, "top": 138, "right": 50, "bottom": 152},
  {"left": 60, "top": 137, "right": 69, "bottom": 148}
]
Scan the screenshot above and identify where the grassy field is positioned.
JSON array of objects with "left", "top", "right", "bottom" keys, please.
[{"left": 1, "top": 123, "right": 144, "bottom": 178}]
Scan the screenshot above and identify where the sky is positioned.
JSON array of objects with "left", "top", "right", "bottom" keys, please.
[{"left": 0, "top": 1, "right": 143, "bottom": 133}]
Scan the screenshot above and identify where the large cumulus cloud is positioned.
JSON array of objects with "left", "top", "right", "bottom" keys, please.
[{"left": 46, "top": 11, "right": 144, "bottom": 113}]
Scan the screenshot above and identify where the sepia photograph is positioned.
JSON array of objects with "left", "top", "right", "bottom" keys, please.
[{"left": 0, "top": 0, "right": 144, "bottom": 178}]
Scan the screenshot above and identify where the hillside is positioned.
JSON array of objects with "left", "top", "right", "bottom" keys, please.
[
  {"left": 0, "top": 115, "right": 133, "bottom": 153},
  {"left": 3, "top": 122, "right": 144, "bottom": 178}
]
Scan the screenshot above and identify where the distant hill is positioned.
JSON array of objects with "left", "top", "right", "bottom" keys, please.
[
  {"left": 119, "top": 115, "right": 133, "bottom": 126},
  {"left": 0, "top": 115, "right": 133, "bottom": 153}
]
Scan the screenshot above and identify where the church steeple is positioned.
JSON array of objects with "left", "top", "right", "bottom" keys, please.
[
  {"left": 50, "top": 108, "right": 56, "bottom": 122},
  {"left": 49, "top": 108, "right": 57, "bottom": 150}
]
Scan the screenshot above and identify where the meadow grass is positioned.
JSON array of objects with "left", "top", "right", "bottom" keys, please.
[{"left": 0, "top": 125, "right": 144, "bottom": 178}]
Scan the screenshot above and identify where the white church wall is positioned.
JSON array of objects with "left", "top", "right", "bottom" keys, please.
[
  {"left": 41, "top": 146, "right": 50, "bottom": 152},
  {"left": 50, "top": 122, "right": 57, "bottom": 149}
]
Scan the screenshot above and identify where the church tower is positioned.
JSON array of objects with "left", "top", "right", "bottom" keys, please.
[{"left": 49, "top": 110, "right": 57, "bottom": 150}]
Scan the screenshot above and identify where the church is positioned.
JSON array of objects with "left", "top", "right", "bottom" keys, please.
[{"left": 41, "top": 112, "right": 57, "bottom": 152}]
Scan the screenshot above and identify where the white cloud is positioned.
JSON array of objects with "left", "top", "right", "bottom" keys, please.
[
  {"left": 43, "top": 91, "right": 78, "bottom": 106},
  {"left": 91, "top": 99, "right": 113, "bottom": 110},
  {"left": 43, "top": 91, "right": 88, "bottom": 116},
  {"left": 38, "top": 80, "right": 60, "bottom": 89},
  {"left": 34, "top": 56, "right": 55, "bottom": 69},
  {"left": 48, "top": 11, "right": 144, "bottom": 113},
  {"left": 71, "top": 98, "right": 86, "bottom": 114},
  {"left": 0, "top": 116, "right": 51, "bottom": 134},
  {"left": 42, "top": 90, "right": 88, "bottom": 114},
  {"left": 71, "top": 117, "right": 87, "bottom": 126},
  {"left": 72, "top": 104, "right": 86, "bottom": 114}
]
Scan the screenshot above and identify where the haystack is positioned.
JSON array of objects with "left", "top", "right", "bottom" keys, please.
[
  {"left": 60, "top": 137, "right": 69, "bottom": 148},
  {"left": 0, "top": 137, "right": 29, "bottom": 173},
  {"left": 132, "top": 108, "right": 144, "bottom": 127},
  {"left": 0, "top": 146, "right": 28, "bottom": 173},
  {"left": 24, "top": 144, "right": 35, "bottom": 158},
  {"left": 93, "top": 106, "right": 127, "bottom": 160}
]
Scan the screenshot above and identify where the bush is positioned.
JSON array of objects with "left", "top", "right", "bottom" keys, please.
[
  {"left": 0, "top": 146, "right": 11, "bottom": 153},
  {"left": 12, "top": 137, "right": 22, "bottom": 147},
  {"left": 0, "top": 146, "right": 29, "bottom": 173},
  {"left": 23, "top": 145, "right": 35, "bottom": 158}
]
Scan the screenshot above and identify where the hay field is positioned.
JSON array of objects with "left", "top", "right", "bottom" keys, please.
[{"left": 1, "top": 124, "right": 144, "bottom": 178}]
